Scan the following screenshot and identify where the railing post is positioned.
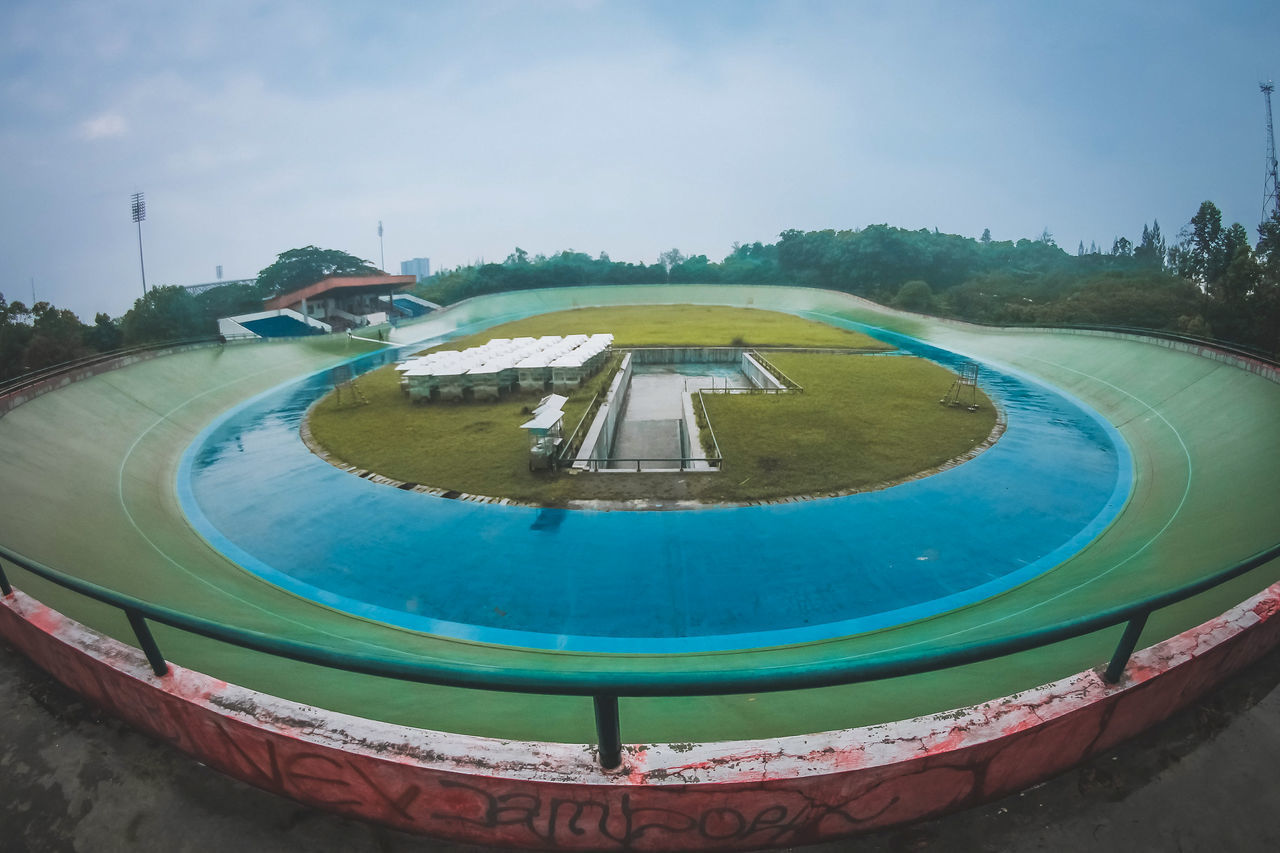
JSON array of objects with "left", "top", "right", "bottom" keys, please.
[
  {"left": 593, "top": 694, "right": 622, "bottom": 770},
  {"left": 0, "top": 560, "right": 11, "bottom": 596},
  {"left": 125, "top": 608, "right": 170, "bottom": 677},
  {"left": 1103, "top": 612, "right": 1149, "bottom": 683}
]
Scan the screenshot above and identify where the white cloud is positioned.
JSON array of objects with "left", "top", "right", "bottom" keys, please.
[{"left": 79, "top": 112, "right": 128, "bottom": 140}]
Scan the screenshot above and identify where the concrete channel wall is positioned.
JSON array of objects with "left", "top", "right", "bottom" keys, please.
[
  {"left": 572, "top": 352, "right": 633, "bottom": 466},
  {"left": 627, "top": 346, "right": 743, "bottom": 364},
  {"left": 741, "top": 352, "right": 786, "bottom": 390},
  {"left": 575, "top": 347, "right": 789, "bottom": 467}
]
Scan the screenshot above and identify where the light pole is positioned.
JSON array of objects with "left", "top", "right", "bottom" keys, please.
[
  {"left": 131, "top": 192, "right": 147, "bottom": 296},
  {"left": 378, "top": 220, "right": 385, "bottom": 271}
]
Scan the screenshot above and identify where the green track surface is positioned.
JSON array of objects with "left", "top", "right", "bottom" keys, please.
[{"left": 2, "top": 285, "right": 1278, "bottom": 745}]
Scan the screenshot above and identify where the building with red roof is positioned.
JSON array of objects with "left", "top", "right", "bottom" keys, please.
[{"left": 263, "top": 274, "right": 417, "bottom": 330}]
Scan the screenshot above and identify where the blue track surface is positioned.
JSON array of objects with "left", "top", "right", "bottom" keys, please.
[{"left": 177, "top": 326, "right": 1132, "bottom": 653}]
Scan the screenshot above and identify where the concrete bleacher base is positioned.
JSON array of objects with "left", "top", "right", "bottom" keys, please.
[{"left": 3, "top": 574, "right": 1278, "bottom": 850}]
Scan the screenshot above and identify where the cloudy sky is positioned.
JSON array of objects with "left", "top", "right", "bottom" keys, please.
[{"left": 1, "top": 0, "right": 1276, "bottom": 320}]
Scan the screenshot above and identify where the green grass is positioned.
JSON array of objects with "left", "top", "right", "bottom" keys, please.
[
  {"left": 700, "top": 353, "right": 997, "bottom": 497},
  {"left": 309, "top": 306, "right": 995, "bottom": 503},
  {"left": 309, "top": 354, "right": 621, "bottom": 503},
  {"left": 428, "top": 305, "right": 892, "bottom": 352}
]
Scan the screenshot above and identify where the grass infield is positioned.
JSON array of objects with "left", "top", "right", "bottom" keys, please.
[
  {"left": 308, "top": 307, "right": 996, "bottom": 503},
  {"left": 431, "top": 304, "right": 894, "bottom": 351}
]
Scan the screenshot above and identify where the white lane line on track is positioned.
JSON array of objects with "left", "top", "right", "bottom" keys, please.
[
  {"left": 114, "top": 353, "right": 417, "bottom": 656},
  {"left": 753, "top": 346, "right": 1200, "bottom": 669}
]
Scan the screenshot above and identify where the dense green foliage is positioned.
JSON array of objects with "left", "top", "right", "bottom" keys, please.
[
  {"left": 5, "top": 204, "right": 1280, "bottom": 382},
  {"left": 419, "top": 204, "right": 1280, "bottom": 357},
  {"left": 253, "top": 245, "right": 379, "bottom": 296},
  {"left": 0, "top": 246, "right": 360, "bottom": 380}
]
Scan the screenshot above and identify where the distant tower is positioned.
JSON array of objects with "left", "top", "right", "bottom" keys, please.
[
  {"left": 1263, "top": 81, "right": 1279, "bottom": 222},
  {"left": 378, "top": 220, "right": 385, "bottom": 271}
]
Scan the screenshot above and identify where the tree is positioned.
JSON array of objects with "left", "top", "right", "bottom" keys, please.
[
  {"left": 1173, "top": 201, "right": 1229, "bottom": 288},
  {"left": 255, "top": 246, "right": 378, "bottom": 296},
  {"left": 1134, "top": 221, "right": 1166, "bottom": 267},
  {"left": 22, "top": 302, "right": 89, "bottom": 370},
  {"left": 1255, "top": 209, "right": 1280, "bottom": 355},
  {"left": 658, "top": 248, "right": 687, "bottom": 273},
  {"left": 669, "top": 254, "right": 720, "bottom": 283},
  {"left": 894, "top": 280, "right": 934, "bottom": 313},
  {"left": 0, "top": 295, "right": 34, "bottom": 380},
  {"left": 980, "top": 228, "right": 992, "bottom": 245},
  {"left": 1111, "top": 236, "right": 1133, "bottom": 257},
  {"left": 120, "top": 285, "right": 213, "bottom": 345},
  {"left": 85, "top": 312, "right": 123, "bottom": 352}
]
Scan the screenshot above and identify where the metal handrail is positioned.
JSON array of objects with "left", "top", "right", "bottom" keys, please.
[
  {"left": 3, "top": 539, "right": 1279, "bottom": 769},
  {"left": 0, "top": 337, "right": 221, "bottom": 398},
  {"left": 1, "top": 318, "right": 1279, "bottom": 769},
  {"left": 746, "top": 349, "right": 804, "bottom": 392},
  {"left": 694, "top": 390, "right": 722, "bottom": 461},
  {"left": 576, "top": 456, "right": 721, "bottom": 471},
  {"left": 966, "top": 321, "right": 1280, "bottom": 367},
  {"left": 556, "top": 390, "right": 600, "bottom": 465}
]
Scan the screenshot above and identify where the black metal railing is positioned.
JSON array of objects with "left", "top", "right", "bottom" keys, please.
[
  {"left": 573, "top": 456, "right": 721, "bottom": 472},
  {"left": 1, "top": 318, "right": 1279, "bottom": 771},
  {"left": 3, "top": 539, "right": 1278, "bottom": 770},
  {"left": 0, "top": 337, "right": 220, "bottom": 402}
]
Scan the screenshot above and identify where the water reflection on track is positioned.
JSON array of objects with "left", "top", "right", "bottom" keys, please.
[{"left": 177, "top": 327, "right": 1131, "bottom": 653}]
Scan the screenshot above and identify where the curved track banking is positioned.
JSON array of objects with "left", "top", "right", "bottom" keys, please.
[
  {"left": 1, "top": 285, "right": 1278, "bottom": 754},
  {"left": 175, "top": 332, "right": 1129, "bottom": 653}
]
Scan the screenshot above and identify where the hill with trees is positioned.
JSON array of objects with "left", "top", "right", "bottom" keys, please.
[
  {"left": 417, "top": 202, "right": 1280, "bottom": 357},
  {"left": 4, "top": 203, "right": 1279, "bottom": 382}
]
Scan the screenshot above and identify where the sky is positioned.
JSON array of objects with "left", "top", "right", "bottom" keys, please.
[{"left": 1, "top": 0, "right": 1277, "bottom": 321}]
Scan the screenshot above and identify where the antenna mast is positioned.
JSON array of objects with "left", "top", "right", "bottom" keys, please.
[{"left": 1263, "top": 81, "right": 1279, "bottom": 222}]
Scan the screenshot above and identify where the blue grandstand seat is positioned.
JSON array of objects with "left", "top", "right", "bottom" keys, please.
[{"left": 239, "top": 315, "right": 322, "bottom": 338}]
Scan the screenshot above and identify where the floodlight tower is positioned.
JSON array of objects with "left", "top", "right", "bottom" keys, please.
[
  {"left": 131, "top": 191, "right": 148, "bottom": 296},
  {"left": 1263, "top": 81, "right": 1279, "bottom": 222}
]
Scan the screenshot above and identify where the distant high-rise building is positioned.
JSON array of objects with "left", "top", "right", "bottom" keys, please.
[{"left": 400, "top": 257, "right": 431, "bottom": 282}]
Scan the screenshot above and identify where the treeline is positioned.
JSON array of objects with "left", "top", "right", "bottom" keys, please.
[
  {"left": 4, "top": 202, "right": 1279, "bottom": 382},
  {"left": 0, "top": 245, "right": 382, "bottom": 381},
  {"left": 420, "top": 202, "right": 1280, "bottom": 357},
  {"left": 0, "top": 280, "right": 270, "bottom": 382}
]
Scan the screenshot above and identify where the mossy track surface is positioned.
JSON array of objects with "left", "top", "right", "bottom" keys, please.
[{"left": 0, "top": 286, "right": 1277, "bottom": 745}]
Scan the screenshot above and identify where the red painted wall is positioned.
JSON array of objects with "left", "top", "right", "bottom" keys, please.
[{"left": 2, "top": 585, "right": 1279, "bottom": 850}]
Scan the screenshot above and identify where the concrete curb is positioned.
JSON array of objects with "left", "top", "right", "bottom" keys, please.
[{"left": 2, "top": 578, "right": 1278, "bottom": 850}]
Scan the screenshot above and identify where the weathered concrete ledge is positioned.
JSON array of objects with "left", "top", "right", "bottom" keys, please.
[{"left": 2, "top": 578, "right": 1277, "bottom": 850}]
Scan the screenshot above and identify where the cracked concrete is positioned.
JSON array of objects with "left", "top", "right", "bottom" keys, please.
[{"left": 3, "top": 633, "right": 1279, "bottom": 853}]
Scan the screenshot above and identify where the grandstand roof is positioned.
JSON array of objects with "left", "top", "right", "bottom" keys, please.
[{"left": 263, "top": 274, "right": 415, "bottom": 311}]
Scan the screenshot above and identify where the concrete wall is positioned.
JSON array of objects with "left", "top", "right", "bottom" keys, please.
[
  {"left": 3, "top": 576, "right": 1279, "bottom": 850},
  {"left": 573, "top": 352, "right": 632, "bottom": 466},
  {"left": 628, "top": 347, "right": 742, "bottom": 364},
  {"left": 0, "top": 340, "right": 246, "bottom": 416},
  {"left": 740, "top": 353, "right": 786, "bottom": 391}
]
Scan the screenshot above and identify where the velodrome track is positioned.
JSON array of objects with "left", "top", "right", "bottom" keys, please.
[{"left": 1, "top": 284, "right": 1278, "bottom": 748}]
